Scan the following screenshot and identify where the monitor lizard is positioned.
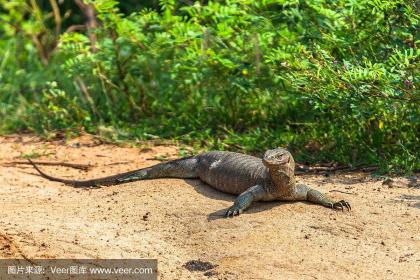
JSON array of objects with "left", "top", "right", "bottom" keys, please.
[{"left": 29, "top": 148, "right": 350, "bottom": 217}]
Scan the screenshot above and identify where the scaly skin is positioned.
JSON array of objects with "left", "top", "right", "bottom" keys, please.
[{"left": 29, "top": 148, "right": 351, "bottom": 217}]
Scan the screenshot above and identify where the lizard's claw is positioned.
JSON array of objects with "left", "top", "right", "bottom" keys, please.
[
  {"left": 225, "top": 205, "right": 243, "bottom": 217},
  {"left": 331, "top": 200, "right": 351, "bottom": 211}
]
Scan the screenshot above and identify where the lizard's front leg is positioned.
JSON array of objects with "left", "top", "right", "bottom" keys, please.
[
  {"left": 225, "top": 185, "right": 268, "bottom": 217},
  {"left": 295, "top": 184, "right": 351, "bottom": 211}
]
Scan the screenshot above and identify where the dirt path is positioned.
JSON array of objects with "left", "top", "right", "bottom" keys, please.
[{"left": 0, "top": 135, "right": 419, "bottom": 279}]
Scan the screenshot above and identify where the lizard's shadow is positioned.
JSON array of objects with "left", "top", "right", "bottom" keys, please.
[
  {"left": 27, "top": 168, "right": 306, "bottom": 219},
  {"left": 183, "top": 179, "right": 233, "bottom": 202},
  {"left": 183, "top": 179, "right": 299, "bottom": 221},
  {"left": 206, "top": 202, "right": 292, "bottom": 221}
]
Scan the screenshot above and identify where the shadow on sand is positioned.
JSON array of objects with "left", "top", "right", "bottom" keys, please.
[
  {"left": 395, "top": 194, "right": 420, "bottom": 209},
  {"left": 183, "top": 179, "right": 303, "bottom": 221},
  {"left": 27, "top": 170, "right": 314, "bottom": 219}
]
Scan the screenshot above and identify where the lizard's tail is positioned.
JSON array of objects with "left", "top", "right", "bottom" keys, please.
[
  {"left": 29, "top": 156, "right": 198, "bottom": 188},
  {"left": 28, "top": 159, "right": 96, "bottom": 187},
  {"left": 27, "top": 159, "right": 141, "bottom": 187}
]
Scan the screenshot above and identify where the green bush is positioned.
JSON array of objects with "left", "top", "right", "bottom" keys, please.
[{"left": 0, "top": 0, "right": 418, "bottom": 173}]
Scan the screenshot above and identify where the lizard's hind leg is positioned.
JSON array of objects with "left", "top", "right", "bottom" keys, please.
[{"left": 117, "top": 156, "right": 199, "bottom": 183}]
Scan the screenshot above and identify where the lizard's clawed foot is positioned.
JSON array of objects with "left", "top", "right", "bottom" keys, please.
[
  {"left": 330, "top": 200, "right": 351, "bottom": 211},
  {"left": 225, "top": 205, "right": 243, "bottom": 217}
]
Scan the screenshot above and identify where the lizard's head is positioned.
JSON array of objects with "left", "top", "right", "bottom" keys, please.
[
  {"left": 263, "top": 148, "right": 295, "bottom": 187},
  {"left": 263, "top": 148, "right": 294, "bottom": 169}
]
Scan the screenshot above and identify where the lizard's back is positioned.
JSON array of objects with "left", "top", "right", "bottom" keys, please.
[{"left": 196, "top": 151, "right": 271, "bottom": 195}]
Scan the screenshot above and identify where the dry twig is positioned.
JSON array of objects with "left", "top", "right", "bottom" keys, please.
[{"left": 3, "top": 161, "right": 93, "bottom": 171}]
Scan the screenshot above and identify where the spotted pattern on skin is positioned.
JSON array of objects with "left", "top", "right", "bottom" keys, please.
[{"left": 210, "top": 159, "right": 222, "bottom": 169}]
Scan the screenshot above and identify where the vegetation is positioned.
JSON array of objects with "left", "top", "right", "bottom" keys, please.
[{"left": 0, "top": 0, "right": 418, "bottom": 173}]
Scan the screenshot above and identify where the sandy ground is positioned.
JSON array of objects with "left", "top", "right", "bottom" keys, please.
[{"left": 0, "top": 135, "right": 419, "bottom": 280}]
